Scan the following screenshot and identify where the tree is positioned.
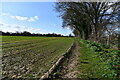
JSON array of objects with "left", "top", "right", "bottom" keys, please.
[
  {"left": 22, "top": 31, "right": 31, "bottom": 36},
  {"left": 55, "top": 1, "right": 120, "bottom": 42},
  {"left": 106, "top": 25, "right": 116, "bottom": 45}
]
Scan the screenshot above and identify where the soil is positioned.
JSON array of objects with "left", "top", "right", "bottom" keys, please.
[
  {"left": 49, "top": 41, "right": 81, "bottom": 79},
  {"left": 62, "top": 41, "right": 80, "bottom": 78}
]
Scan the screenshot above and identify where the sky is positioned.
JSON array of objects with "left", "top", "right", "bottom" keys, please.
[{"left": 0, "top": 2, "right": 72, "bottom": 36}]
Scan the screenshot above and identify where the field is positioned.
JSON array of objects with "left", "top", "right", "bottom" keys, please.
[
  {"left": 2, "top": 36, "right": 73, "bottom": 78},
  {"left": 1, "top": 36, "right": 119, "bottom": 79}
]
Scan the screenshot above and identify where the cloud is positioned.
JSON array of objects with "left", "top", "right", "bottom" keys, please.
[
  {"left": 1, "top": 13, "right": 39, "bottom": 22},
  {"left": 0, "top": 22, "right": 45, "bottom": 33},
  {"left": 0, "top": 22, "right": 72, "bottom": 35},
  {"left": 34, "top": 16, "right": 39, "bottom": 20},
  {"left": 11, "top": 16, "right": 39, "bottom": 22}
]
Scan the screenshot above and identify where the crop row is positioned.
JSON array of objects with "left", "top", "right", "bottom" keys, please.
[
  {"left": 2, "top": 37, "right": 73, "bottom": 78},
  {"left": 3, "top": 38, "right": 58, "bottom": 57},
  {"left": 2, "top": 36, "right": 50, "bottom": 43},
  {"left": 2, "top": 37, "right": 57, "bottom": 48}
]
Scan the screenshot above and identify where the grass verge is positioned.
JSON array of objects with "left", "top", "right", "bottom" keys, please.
[{"left": 77, "top": 39, "right": 119, "bottom": 79}]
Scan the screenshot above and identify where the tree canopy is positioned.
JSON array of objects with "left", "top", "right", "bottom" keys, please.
[{"left": 55, "top": 2, "right": 120, "bottom": 43}]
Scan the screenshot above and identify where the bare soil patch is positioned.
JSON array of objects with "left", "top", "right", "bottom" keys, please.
[
  {"left": 62, "top": 41, "right": 80, "bottom": 78},
  {"left": 49, "top": 41, "right": 81, "bottom": 79}
]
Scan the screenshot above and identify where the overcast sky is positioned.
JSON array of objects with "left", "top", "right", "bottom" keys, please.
[{"left": 0, "top": 2, "right": 72, "bottom": 35}]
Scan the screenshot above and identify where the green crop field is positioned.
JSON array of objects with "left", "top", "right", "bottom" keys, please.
[{"left": 2, "top": 36, "right": 73, "bottom": 78}]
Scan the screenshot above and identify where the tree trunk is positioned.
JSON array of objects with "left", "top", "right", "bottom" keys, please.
[
  {"left": 107, "top": 35, "right": 110, "bottom": 45},
  {"left": 92, "top": 25, "right": 97, "bottom": 42},
  {"left": 82, "top": 30, "right": 85, "bottom": 40}
]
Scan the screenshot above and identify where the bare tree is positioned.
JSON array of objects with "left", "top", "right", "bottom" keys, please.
[{"left": 55, "top": 1, "right": 120, "bottom": 42}]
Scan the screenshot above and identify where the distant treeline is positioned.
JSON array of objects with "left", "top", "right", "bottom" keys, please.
[{"left": 0, "top": 31, "right": 73, "bottom": 37}]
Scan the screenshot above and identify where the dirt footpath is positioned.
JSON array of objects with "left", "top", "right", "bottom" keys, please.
[
  {"left": 62, "top": 41, "right": 80, "bottom": 78},
  {"left": 48, "top": 41, "right": 81, "bottom": 79}
]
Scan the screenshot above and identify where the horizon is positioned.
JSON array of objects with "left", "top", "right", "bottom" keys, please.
[{"left": 0, "top": 2, "right": 73, "bottom": 36}]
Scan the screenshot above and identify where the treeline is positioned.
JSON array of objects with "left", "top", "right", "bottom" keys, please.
[
  {"left": 0, "top": 31, "right": 73, "bottom": 37},
  {"left": 55, "top": 2, "right": 120, "bottom": 48}
]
